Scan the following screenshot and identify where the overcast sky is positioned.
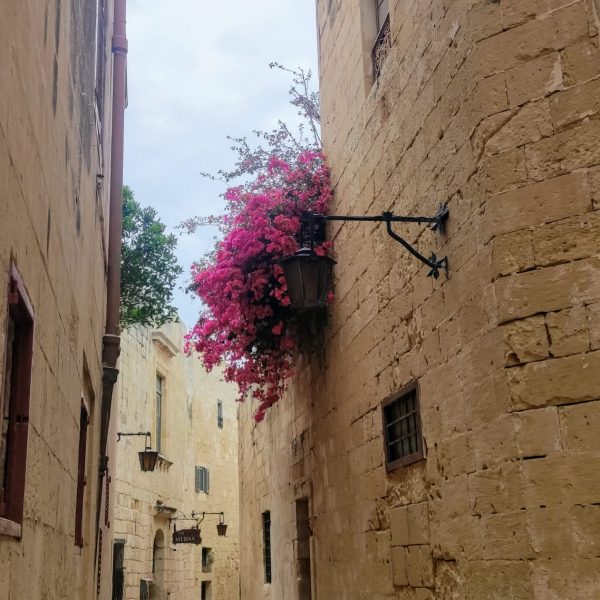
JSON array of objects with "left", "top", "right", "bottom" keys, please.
[{"left": 124, "top": 1, "right": 319, "bottom": 327}]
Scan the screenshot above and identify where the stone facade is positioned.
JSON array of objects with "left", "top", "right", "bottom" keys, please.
[
  {"left": 239, "top": 1, "right": 600, "bottom": 599},
  {"left": 113, "top": 322, "right": 240, "bottom": 600},
  {"left": 0, "top": 1, "right": 118, "bottom": 599}
]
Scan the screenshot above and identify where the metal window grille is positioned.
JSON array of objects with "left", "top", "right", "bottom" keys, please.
[
  {"left": 112, "top": 540, "right": 125, "bottom": 600},
  {"left": 217, "top": 401, "right": 223, "bottom": 429},
  {"left": 155, "top": 374, "right": 164, "bottom": 454},
  {"left": 195, "top": 466, "right": 209, "bottom": 493},
  {"left": 382, "top": 382, "right": 424, "bottom": 470},
  {"left": 262, "top": 511, "right": 272, "bottom": 583},
  {"left": 372, "top": 13, "right": 391, "bottom": 80}
]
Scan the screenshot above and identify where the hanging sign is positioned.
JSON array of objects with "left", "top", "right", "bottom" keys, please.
[{"left": 172, "top": 528, "right": 201, "bottom": 545}]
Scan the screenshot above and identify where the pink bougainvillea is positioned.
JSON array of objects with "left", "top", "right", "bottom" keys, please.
[{"left": 185, "top": 151, "right": 333, "bottom": 421}]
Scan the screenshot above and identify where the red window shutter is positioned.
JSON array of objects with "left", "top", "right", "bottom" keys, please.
[
  {"left": 2, "top": 268, "right": 34, "bottom": 527},
  {"left": 75, "top": 402, "right": 89, "bottom": 547}
]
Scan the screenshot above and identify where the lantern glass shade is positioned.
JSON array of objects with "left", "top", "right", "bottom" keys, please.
[
  {"left": 138, "top": 449, "right": 159, "bottom": 472},
  {"left": 217, "top": 522, "right": 228, "bottom": 537},
  {"left": 280, "top": 250, "right": 335, "bottom": 310}
]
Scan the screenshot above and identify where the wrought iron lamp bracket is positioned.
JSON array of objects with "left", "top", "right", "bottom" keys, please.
[
  {"left": 117, "top": 431, "right": 152, "bottom": 450},
  {"left": 191, "top": 511, "right": 225, "bottom": 525},
  {"left": 310, "top": 205, "right": 449, "bottom": 279},
  {"left": 381, "top": 210, "right": 449, "bottom": 280},
  {"left": 170, "top": 513, "right": 201, "bottom": 528}
]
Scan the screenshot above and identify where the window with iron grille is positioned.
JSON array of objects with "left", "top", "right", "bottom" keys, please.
[
  {"left": 372, "top": 0, "right": 391, "bottom": 80},
  {"left": 217, "top": 400, "right": 223, "bottom": 429},
  {"left": 75, "top": 400, "right": 89, "bottom": 547},
  {"left": 112, "top": 540, "right": 125, "bottom": 600},
  {"left": 262, "top": 510, "right": 272, "bottom": 583},
  {"left": 195, "top": 466, "right": 209, "bottom": 493},
  {"left": 382, "top": 381, "right": 424, "bottom": 470},
  {"left": 0, "top": 265, "right": 34, "bottom": 533}
]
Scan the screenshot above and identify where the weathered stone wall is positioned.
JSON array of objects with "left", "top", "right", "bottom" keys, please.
[
  {"left": 0, "top": 1, "right": 115, "bottom": 599},
  {"left": 114, "top": 323, "right": 240, "bottom": 600},
  {"left": 239, "top": 0, "right": 600, "bottom": 598}
]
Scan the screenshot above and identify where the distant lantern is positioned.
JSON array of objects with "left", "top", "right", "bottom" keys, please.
[
  {"left": 217, "top": 513, "right": 228, "bottom": 537},
  {"left": 138, "top": 449, "right": 159, "bottom": 472},
  {"left": 117, "top": 432, "right": 159, "bottom": 472}
]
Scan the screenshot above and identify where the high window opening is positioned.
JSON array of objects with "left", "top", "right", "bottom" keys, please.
[
  {"left": 372, "top": 0, "right": 391, "bottom": 79},
  {"left": 94, "top": 0, "right": 108, "bottom": 143},
  {"left": 202, "top": 547, "right": 213, "bottom": 573},
  {"left": 155, "top": 374, "right": 164, "bottom": 454},
  {"left": 139, "top": 580, "right": 150, "bottom": 600},
  {"left": 217, "top": 400, "right": 223, "bottom": 429},
  {"left": 195, "top": 466, "right": 209, "bottom": 493},
  {"left": 295, "top": 499, "right": 312, "bottom": 600},
  {"left": 382, "top": 381, "right": 424, "bottom": 471},
  {"left": 0, "top": 266, "right": 34, "bottom": 532},
  {"left": 112, "top": 540, "right": 125, "bottom": 600},
  {"left": 201, "top": 581, "right": 212, "bottom": 600},
  {"left": 262, "top": 510, "right": 272, "bottom": 584},
  {"left": 75, "top": 400, "right": 89, "bottom": 547}
]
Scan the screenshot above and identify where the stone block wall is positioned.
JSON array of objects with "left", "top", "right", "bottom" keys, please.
[
  {"left": 0, "top": 1, "right": 115, "bottom": 599},
  {"left": 239, "top": 0, "right": 600, "bottom": 598}
]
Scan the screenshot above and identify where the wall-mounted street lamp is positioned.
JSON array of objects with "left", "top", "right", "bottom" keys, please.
[
  {"left": 192, "top": 511, "right": 228, "bottom": 537},
  {"left": 117, "top": 431, "right": 159, "bottom": 472},
  {"left": 280, "top": 207, "right": 449, "bottom": 311}
]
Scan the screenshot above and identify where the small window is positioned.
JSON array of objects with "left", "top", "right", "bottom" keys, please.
[
  {"left": 372, "top": 0, "right": 391, "bottom": 79},
  {"left": 262, "top": 510, "right": 272, "bottom": 584},
  {"left": 0, "top": 266, "right": 34, "bottom": 531},
  {"left": 217, "top": 400, "right": 223, "bottom": 429},
  {"left": 112, "top": 540, "right": 125, "bottom": 600},
  {"left": 382, "top": 381, "right": 424, "bottom": 471},
  {"left": 75, "top": 401, "right": 89, "bottom": 547},
  {"left": 195, "top": 466, "right": 209, "bottom": 493},
  {"left": 155, "top": 374, "right": 164, "bottom": 454},
  {"left": 201, "top": 581, "right": 212, "bottom": 600},
  {"left": 202, "top": 547, "right": 214, "bottom": 573},
  {"left": 139, "top": 579, "right": 150, "bottom": 600}
]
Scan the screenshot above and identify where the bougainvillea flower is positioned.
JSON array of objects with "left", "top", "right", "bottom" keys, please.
[{"left": 186, "top": 151, "right": 333, "bottom": 420}]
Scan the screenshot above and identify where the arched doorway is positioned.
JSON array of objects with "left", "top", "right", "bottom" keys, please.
[{"left": 150, "top": 529, "right": 167, "bottom": 600}]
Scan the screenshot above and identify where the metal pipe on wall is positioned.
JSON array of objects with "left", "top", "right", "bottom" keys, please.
[
  {"left": 101, "top": 0, "right": 127, "bottom": 471},
  {"left": 95, "top": 0, "right": 128, "bottom": 584}
]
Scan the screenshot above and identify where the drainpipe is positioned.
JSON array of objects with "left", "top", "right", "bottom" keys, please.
[{"left": 96, "top": 0, "right": 127, "bottom": 567}]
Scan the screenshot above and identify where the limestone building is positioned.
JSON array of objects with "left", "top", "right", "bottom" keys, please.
[
  {"left": 0, "top": 1, "right": 126, "bottom": 599},
  {"left": 239, "top": 1, "right": 600, "bottom": 598},
  {"left": 113, "top": 322, "right": 240, "bottom": 600}
]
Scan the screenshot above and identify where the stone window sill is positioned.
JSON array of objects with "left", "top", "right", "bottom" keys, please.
[
  {"left": 0, "top": 516, "right": 22, "bottom": 539},
  {"left": 156, "top": 454, "right": 173, "bottom": 470}
]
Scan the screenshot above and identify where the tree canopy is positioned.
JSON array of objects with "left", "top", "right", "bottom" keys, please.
[{"left": 120, "top": 186, "right": 182, "bottom": 328}]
